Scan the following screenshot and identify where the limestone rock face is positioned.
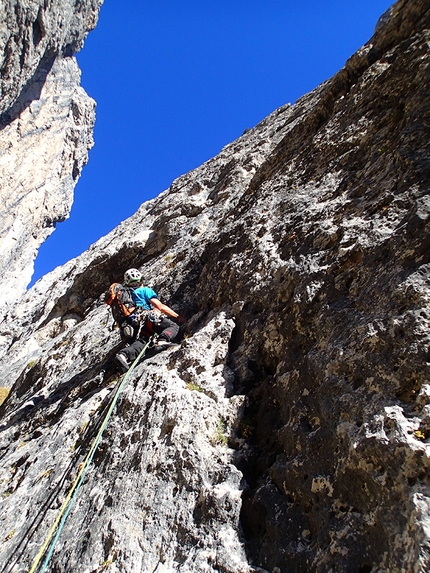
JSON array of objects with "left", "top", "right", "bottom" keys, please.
[
  {"left": 0, "top": 0, "right": 102, "bottom": 115},
  {"left": 0, "top": 56, "right": 96, "bottom": 310},
  {"left": 0, "top": 0, "right": 101, "bottom": 310},
  {"left": 0, "top": 1, "right": 430, "bottom": 572}
]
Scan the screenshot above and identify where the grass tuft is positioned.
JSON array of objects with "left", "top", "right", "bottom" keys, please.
[
  {"left": 185, "top": 382, "right": 202, "bottom": 392},
  {"left": 212, "top": 418, "right": 228, "bottom": 446},
  {"left": 3, "top": 530, "right": 15, "bottom": 543},
  {"left": 0, "top": 388, "right": 10, "bottom": 407}
]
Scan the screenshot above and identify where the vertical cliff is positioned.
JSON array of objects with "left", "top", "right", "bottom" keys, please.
[
  {"left": 0, "top": 1, "right": 429, "bottom": 572},
  {"left": 0, "top": 0, "right": 102, "bottom": 311}
]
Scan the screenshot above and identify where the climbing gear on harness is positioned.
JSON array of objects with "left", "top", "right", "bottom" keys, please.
[
  {"left": 122, "top": 324, "right": 135, "bottom": 340},
  {"left": 123, "top": 268, "right": 142, "bottom": 285},
  {"left": 142, "top": 309, "right": 165, "bottom": 325},
  {"left": 28, "top": 334, "right": 156, "bottom": 573}
]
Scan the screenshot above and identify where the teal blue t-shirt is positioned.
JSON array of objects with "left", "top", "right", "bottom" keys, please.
[{"left": 132, "top": 286, "right": 157, "bottom": 310}]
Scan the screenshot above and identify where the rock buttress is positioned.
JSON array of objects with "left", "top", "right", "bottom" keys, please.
[{"left": 0, "top": 0, "right": 102, "bottom": 312}]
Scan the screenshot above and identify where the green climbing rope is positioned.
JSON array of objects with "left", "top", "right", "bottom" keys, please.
[{"left": 28, "top": 336, "right": 155, "bottom": 573}]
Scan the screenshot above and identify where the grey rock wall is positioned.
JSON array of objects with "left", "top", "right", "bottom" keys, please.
[
  {"left": 0, "top": 55, "right": 96, "bottom": 311},
  {"left": 0, "top": 1, "right": 429, "bottom": 572},
  {"left": 0, "top": 0, "right": 102, "bottom": 115},
  {"left": 0, "top": 0, "right": 102, "bottom": 310}
]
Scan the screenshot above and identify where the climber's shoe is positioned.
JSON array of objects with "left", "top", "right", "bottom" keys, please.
[
  {"left": 146, "top": 339, "right": 177, "bottom": 357},
  {"left": 156, "top": 339, "right": 175, "bottom": 347},
  {"left": 114, "top": 353, "right": 130, "bottom": 372}
]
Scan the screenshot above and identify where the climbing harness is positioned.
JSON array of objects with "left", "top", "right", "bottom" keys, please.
[
  {"left": 140, "top": 309, "right": 165, "bottom": 325},
  {"left": 28, "top": 335, "right": 156, "bottom": 573}
]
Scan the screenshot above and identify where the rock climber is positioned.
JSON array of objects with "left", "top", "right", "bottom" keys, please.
[{"left": 114, "top": 268, "right": 184, "bottom": 372}]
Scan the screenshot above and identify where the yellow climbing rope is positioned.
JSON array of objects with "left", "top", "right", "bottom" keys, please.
[{"left": 28, "top": 336, "right": 155, "bottom": 573}]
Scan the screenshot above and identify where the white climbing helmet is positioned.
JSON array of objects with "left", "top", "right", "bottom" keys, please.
[{"left": 124, "top": 268, "right": 142, "bottom": 285}]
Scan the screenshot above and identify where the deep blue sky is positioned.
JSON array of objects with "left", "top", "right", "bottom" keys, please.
[{"left": 31, "top": 0, "right": 393, "bottom": 286}]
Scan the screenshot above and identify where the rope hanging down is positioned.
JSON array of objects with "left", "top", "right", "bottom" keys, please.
[{"left": 29, "top": 335, "right": 156, "bottom": 573}]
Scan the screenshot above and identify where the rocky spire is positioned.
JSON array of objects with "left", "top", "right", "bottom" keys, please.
[
  {"left": 0, "top": 0, "right": 102, "bottom": 310},
  {"left": 0, "top": 1, "right": 429, "bottom": 572}
]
